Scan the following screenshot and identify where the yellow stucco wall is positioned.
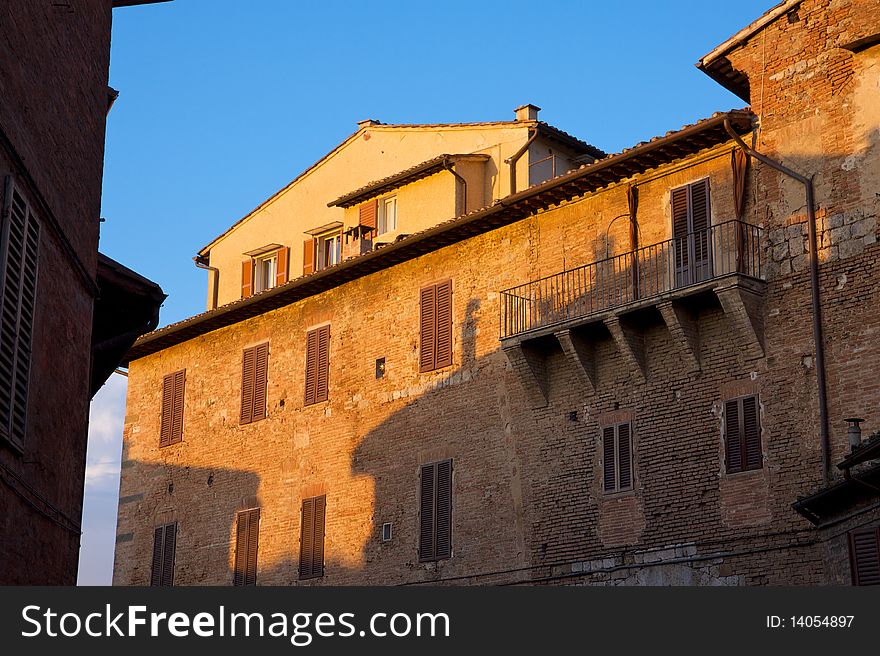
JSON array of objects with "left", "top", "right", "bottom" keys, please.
[{"left": 201, "top": 122, "right": 567, "bottom": 309}]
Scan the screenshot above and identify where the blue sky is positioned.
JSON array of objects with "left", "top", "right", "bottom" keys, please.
[{"left": 78, "top": 0, "right": 773, "bottom": 585}]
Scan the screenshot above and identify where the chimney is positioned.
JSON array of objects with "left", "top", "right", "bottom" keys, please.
[
  {"left": 514, "top": 103, "right": 541, "bottom": 122},
  {"left": 845, "top": 417, "right": 865, "bottom": 451},
  {"left": 357, "top": 119, "right": 380, "bottom": 129}
]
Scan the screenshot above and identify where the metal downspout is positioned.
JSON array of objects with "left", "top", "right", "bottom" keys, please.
[
  {"left": 443, "top": 157, "right": 468, "bottom": 215},
  {"left": 724, "top": 119, "right": 831, "bottom": 481},
  {"left": 505, "top": 128, "right": 538, "bottom": 195},
  {"left": 194, "top": 254, "right": 220, "bottom": 310}
]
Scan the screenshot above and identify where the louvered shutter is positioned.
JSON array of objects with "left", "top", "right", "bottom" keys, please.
[
  {"left": 435, "top": 280, "right": 453, "bottom": 369},
  {"left": 304, "top": 329, "right": 319, "bottom": 405},
  {"left": 275, "top": 247, "right": 290, "bottom": 286},
  {"left": 725, "top": 399, "right": 742, "bottom": 473},
  {"left": 160, "top": 373, "right": 175, "bottom": 447},
  {"left": 240, "top": 347, "right": 255, "bottom": 424},
  {"left": 241, "top": 260, "right": 253, "bottom": 298},
  {"left": 316, "top": 325, "right": 330, "bottom": 403},
  {"left": 150, "top": 526, "right": 164, "bottom": 586},
  {"left": 419, "top": 464, "right": 435, "bottom": 561},
  {"left": 849, "top": 527, "right": 880, "bottom": 586},
  {"left": 300, "top": 496, "right": 326, "bottom": 579},
  {"left": 171, "top": 370, "right": 185, "bottom": 444},
  {"left": 742, "top": 395, "right": 762, "bottom": 470},
  {"left": 618, "top": 423, "right": 632, "bottom": 490},
  {"left": 359, "top": 200, "right": 378, "bottom": 230},
  {"left": 419, "top": 285, "right": 437, "bottom": 372},
  {"left": 435, "top": 460, "right": 453, "bottom": 559},
  {"left": 312, "top": 496, "right": 326, "bottom": 577},
  {"left": 252, "top": 342, "right": 269, "bottom": 422},
  {"left": 671, "top": 186, "right": 690, "bottom": 272},
  {"left": 0, "top": 178, "right": 40, "bottom": 449},
  {"left": 603, "top": 425, "right": 616, "bottom": 492},
  {"left": 303, "top": 239, "right": 315, "bottom": 275},
  {"left": 234, "top": 509, "right": 259, "bottom": 586},
  {"left": 690, "top": 179, "right": 710, "bottom": 272},
  {"left": 150, "top": 523, "right": 176, "bottom": 586}
]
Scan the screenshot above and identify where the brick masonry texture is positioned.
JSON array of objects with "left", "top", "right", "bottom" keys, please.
[
  {"left": 0, "top": 1, "right": 111, "bottom": 584},
  {"left": 115, "top": 0, "right": 880, "bottom": 585}
]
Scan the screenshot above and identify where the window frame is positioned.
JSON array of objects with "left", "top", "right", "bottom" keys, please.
[
  {"left": 724, "top": 393, "right": 762, "bottom": 474},
  {"left": 159, "top": 369, "right": 186, "bottom": 447},
  {"left": 239, "top": 342, "right": 269, "bottom": 425},
  {"left": 418, "top": 459, "right": 453, "bottom": 562},
  {"left": 252, "top": 252, "right": 278, "bottom": 293},
  {"left": 315, "top": 229, "right": 342, "bottom": 271},
  {"left": 304, "top": 325, "right": 330, "bottom": 406},
  {"left": 233, "top": 508, "right": 260, "bottom": 586},
  {"left": 298, "top": 495, "right": 327, "bottom": 580},
  {"left": 150, "top": 522, "right": 177, "bottom": 587},
  {"left": 378, "top": 194, "right": 397, "bottom": 235}
]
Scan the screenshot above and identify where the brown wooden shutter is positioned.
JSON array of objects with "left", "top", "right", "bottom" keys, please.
[
  {"left": 304, "top": 329, "right": 318, "bottom": 406},
  {"left": 690, "top": 179, "right": 710, "bottom": 263},
  {"left": 299, "top": 495, "right": 326, "bottom": 579},
  {"left": 150, "top": 522, "right": 176, "bottom": 586},
  {"left": 252, "top": 342, "right": 269, "bottom": 422},
  {"left": 275, "top": 246, "right": 290, "bottom": 286},
  {"left": 316, "top": 325, "right": 330, "bottom": 403},
  {"left": 303, "top": 239, "right": 315, "bottom": 275},
  {"left": 671, "top": 186, "right": 690, "bottom": 271},
  {"left": 435, "top": 460, "right": 453, "bottom": 560},
  {"left": 160, "top": 374, "right": 175, "bottom": 447},
  {"left": 171, "top": 369, "right": 185, "bottom": 444},
  {"left": 240, "top": 347, "right": 256, "bottom": 424},
  {"left": 241, "top": 260, "right": 253, "bottom": 298},
  {"left": 419, "top": 285, "right": 437, "bottom": 372},
  {"left": 849, "top": 526, "right": 880, "bottom": 586},
  {"left": 359, "top": 200, "right": 378, "bottom": 230},
  {"left": 618, "top": 423, "right": 632, "bottom": 490},
  {"left": 742, "top": 395, "right": 761, "bottom": 470},
  {"left": 725, "top": 399, "right": 742, "bottom": 473},
  {"left": 419, "top": 463, "right": 435, "bottom": 561},
  {"left": 233, "top": 508, "right": 260, "bottom": 586},
  {"left": 435, "top": 280, "right": 453, "bottom": 369},
  {"left": 603, "top": 425, "right": 616, "bottom": 492},
  {"left": 0, "top": 178, "right": 40, "bottom": 449}
]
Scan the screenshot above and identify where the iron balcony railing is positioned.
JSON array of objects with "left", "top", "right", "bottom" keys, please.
[{"left": 500, "top": 219, "right": 763, "bottom": 340}]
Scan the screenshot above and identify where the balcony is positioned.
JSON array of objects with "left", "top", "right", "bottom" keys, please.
[
  {"left": 499, "top": 220, "right": 767, "bottom": 407},
  {"left": 500, "top": 220, "right": 764, "bottom": 340}
]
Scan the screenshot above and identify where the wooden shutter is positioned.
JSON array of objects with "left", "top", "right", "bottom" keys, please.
[
  {"left": 435, "top": 280, "right": 453, "bottom": 369},
  {"left": 161, "top": 370, "right": 185, "bottom": 446},
  {"left": 303, "top": 239, "right": 315, "bottom": 275},
  {"left": 275, "top": 246, "right": 290, "bottom": 286},
  {"left": 359, "top": 200, "right": 378, "bottom": 230},
  {"left": 240, "top": 347, "right": 255, "bottom": 424},
  {"left": 304, "top": 326, "right": 329, "bottom": 406},
  {"left": 150, "top": 522, "right": 176, "bottom": 586},
  {"left": 690, "top": 179, "right": 710, "bottom": 264},
  {"left": 233, "top": 508, "right": 260, "bottom": 586},
  {"left": 618, "top": 423, "right": 632, "bottom": 490},
  {"left": 252, "top": 342, "right": 269, "bottom": 422},
  {"left": 671, "top": 186, "right": 689, "bottom": 241},
  {"left": 0, "top": 178, "right": 40, "bottom": 449},
  {"left": 742, "top": 395, "right": 761, "bottom": 470},
  {"left": 435, "top": 460, "right": 453, "bottom": 559},
  {"left": 419, "top": 460, "right": 453, "bottom": 562},
  {"left": 602, "top": 425, "right": 616, "bottom": 492},
  {"left": 849, "top": 526, "right": 880, "bottom": 586},
  {"left": 241, "top": 260, "right": 253, "bottom": 298},
  {"left": 299, "top": 495, "right": 326, "bottom": 579},
  {"left": 419, "top": 285, "right": 437, "bottom": 372},
  {"left": 419, "top": 463, "right": 435, "bottom": 561},
  {"left": 725, "top": 399, "right": 743, "bottom": 473}
]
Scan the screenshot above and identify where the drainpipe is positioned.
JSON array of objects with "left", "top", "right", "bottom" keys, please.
[
  {"left": 194, "top": 254, "right": 220, "bottom": 310},
  {"left": 724, "top": 119, "right": 830, "bottom": 481},
  {"left": 504, "top": 128, "right": 538, "bottom": 195},
  {"left": 443, "top": 157, "right": 468, "bottom": 215}
]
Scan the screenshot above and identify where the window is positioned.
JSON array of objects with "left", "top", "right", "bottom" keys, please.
[
  {"left": 160, "top": 369, "right": 185, "bottom": 447},
  {"left": 848, "top": 526, "right": 880, "bottom": 586},
  {"left": 0, "top": 177, "right": 40, "bottom": 450},
  {"left": 304, "top": 325, "right": 330, "bottom": 406},
  {"left": 316, "top": 230, "right": 342, "bottom": 271},
  {"left": 724, "top": 394, "right": 761, "bottom": 473},
  {"left": 299, "top": 495, "right": 326, "bottom": 580},
  {"left": 419, "top": 459, "right": 452, "bottom": 562},
  {"left": 602, "top": 422, "right": 633, "bottom": 493},
  {"left": 671, "top": 179, "right": 711, "bottom": 286},
  {"left": 240, "top": 343, "right": 269, "bottom": 424},
  {"left": 241, "top": 246, "right": 288, "bottom": 298},
  {"left": 378, "top": 195, "right": 397, "bottom": 235},
  {"left": 150, "top": 522, "right": 177, "bottom": 586},
  {"left": 233, "top": 508, "right": 260, "bottom": 586},
  {"left": 419, "top": 280, "right": 453, "bottom": 373},
  {"left": 253, "top": 252, "right": 277, "bottom": 293}
]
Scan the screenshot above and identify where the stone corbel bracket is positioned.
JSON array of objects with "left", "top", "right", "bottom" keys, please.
[
  {"left": 604, "top": 315, "right": 647, "bottom": 383},
  {"left": 502, "top": 341, "right": 549, "bottom": 408},
  {"left": 658, "top": 300, "right": 701, "bottom": 372},
  {"left": 555, "top": 328, "right": 598, "bottom": 393},
  {"left": 714, "top": 278, "right": 767, "bottom": 361}
]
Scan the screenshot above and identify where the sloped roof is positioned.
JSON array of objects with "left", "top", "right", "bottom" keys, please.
[{"left": 127, "top": 109, "right": 754, "bottom": 364}]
